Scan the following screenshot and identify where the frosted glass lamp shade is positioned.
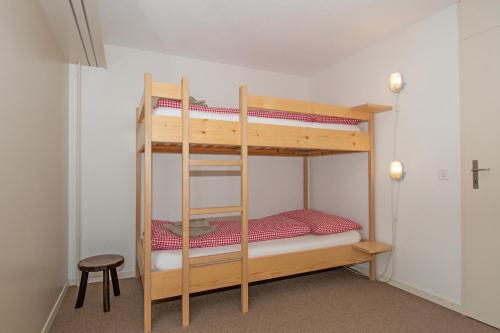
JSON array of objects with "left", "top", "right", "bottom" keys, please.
[
  {"left": 389, "top": 72, "right": 404, "bottom": 93},
  {"left": 389, "top": 161, "right": 404, "bottom": 181}
]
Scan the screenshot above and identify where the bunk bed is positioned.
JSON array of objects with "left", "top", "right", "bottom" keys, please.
[{"left": 136, "top": 73, "right": 392, "bottom": 332}]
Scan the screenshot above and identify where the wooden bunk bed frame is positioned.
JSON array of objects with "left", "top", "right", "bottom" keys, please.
[{"left": 136, "top": 73, "right": 392, "bottom": 332}]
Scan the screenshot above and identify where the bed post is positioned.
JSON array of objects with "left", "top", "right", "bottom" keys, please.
[
  {"left": 181, "top": 76, "right": 190, "bottom": 327},
  {"left": 239, "top": 85, "right": 249, "bottom": 313},
  {"left": 143, "top": 73, "right": 153, "bottom": 332},
  {"left": 303, "top": 157, "right": 309, "bottom": 209},
  {"left": 368, "top": 113, "right": 376, "bottom": 282},
  {"left": 136, "top": 148, "right": 141, "bottom": 278}
]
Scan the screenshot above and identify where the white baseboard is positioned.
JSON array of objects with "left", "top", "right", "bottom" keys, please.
[
  {"left": 348, "top": 266, "right": 462, "bottom": 313},
  {"left": 387, "top": 277, "right": 462, "bottom": 312},
  {"left": 68, "top": 270, "right": 136, "bottom": 286},
  {"left": 41, "top": 281, "right": 69, "bottom": 333}
]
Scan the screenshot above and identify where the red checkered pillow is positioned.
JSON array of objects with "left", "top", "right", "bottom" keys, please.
[
  {"left": 279, "top": 209, "right": 362, "bottom": 235},
  {"left": 151, "top": 214, "right": 311, "bottom": 250}
]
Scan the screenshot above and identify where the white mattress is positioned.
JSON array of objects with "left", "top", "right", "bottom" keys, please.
[
  {"left": 154, "top": 107, "right": 362, "bottom": 132},
  {"left": 151, "top": 230, "right": 361, "bottom": 271}
]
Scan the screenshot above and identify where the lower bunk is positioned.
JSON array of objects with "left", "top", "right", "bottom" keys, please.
[
  {"left": 136, "top": 210, "right": 377, "bottom": 301},
  {"left": 149, "top": 245, "right": 371, "bottom": 301}
]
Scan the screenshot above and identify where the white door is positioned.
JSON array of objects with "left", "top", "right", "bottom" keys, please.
[{"left": 461, "top": 0, "right": 500, "bottom": 328}]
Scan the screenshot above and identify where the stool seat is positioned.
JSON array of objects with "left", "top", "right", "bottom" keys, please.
[
  {"left": 75, "top": 254, "right": 124, "bottom": 312},
  {"left": 78, "top": 254, "right": 124, "bottom": 272}
]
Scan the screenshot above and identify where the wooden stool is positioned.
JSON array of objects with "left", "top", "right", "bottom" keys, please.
[{"left": 75, "top": 254, "right": 124, "bottom": 312}]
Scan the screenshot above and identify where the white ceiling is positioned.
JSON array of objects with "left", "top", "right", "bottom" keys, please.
[{"left": 100, "top": 0, "right": 457, "bottom": 75}]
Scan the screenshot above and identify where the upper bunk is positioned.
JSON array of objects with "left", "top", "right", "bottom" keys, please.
[{"left": 136, "top": 74, "right": 391, "bottom": 156}]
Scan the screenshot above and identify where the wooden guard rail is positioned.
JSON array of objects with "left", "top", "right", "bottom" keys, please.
[{"left": 137, "top": 83, "right": 391, "bottom": 126}]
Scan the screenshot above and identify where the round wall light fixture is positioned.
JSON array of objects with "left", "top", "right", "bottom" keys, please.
[
  {"left": 389, "top": 160, "right": 405, "bottom": 181},
  {"left": 389, "top": 72, "right": 405, "bottom": 94}
]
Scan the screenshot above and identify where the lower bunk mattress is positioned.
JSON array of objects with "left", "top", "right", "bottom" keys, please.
[{"left": 152, "top": 230, "right": 361, "bottom": 271}]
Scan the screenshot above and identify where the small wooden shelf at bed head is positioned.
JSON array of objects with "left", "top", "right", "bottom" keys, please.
[{"left": 352, "top": 241, "right": 392, "bottom": 254}]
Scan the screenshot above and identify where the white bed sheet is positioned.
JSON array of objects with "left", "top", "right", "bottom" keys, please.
[
  {"left": 152, "top": 230, "right": 361, "bottom": 271},
  {"left": 154, "top": 107, "right": 362, "bottom": 132}
]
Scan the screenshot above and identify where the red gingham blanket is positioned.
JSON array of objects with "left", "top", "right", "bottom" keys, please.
[
  {"left": 152, "top": 214, "right": 311, "bottom": 250},
  {"left": 155, "top": 99, "right": 362, "bottom": 125}
]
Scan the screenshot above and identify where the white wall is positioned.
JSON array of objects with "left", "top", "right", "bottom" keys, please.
[
  {"left": 69, "top": 6, "right": 462, "bottom": 308},
  {"left": 68, "top": 45, "right": 310, "bottom": 281},
  {"left": 0, "top": 1, "right": 68, "bottom": 331},
  {"left": 310, "top": 6, "right": 461, "bottom": 305}
]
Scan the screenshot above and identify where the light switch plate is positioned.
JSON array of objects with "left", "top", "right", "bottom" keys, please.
[{"left": 439, "top": 168, "right": 449, "bottom": 180}]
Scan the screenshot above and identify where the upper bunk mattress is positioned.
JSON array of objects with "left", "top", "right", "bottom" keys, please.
[
  {"left": 152, "top": 230, "right": 361, "bottom": 271},
  {"left": 154, "top": 99, "right": 363, "bottom": 132}
]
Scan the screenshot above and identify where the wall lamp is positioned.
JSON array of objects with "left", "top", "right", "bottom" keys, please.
[
  {"left": 389, "top": 72, "right": 405, "bottom": 94},
  {"left": 389, "top": 161, "right": 405, "bottom": 181}
]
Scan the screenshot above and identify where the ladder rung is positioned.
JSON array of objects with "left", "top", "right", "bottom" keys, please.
[
  {"left": 190, "top": 159, "right": 242, "bottom": 167},
  {"left": 190, "top": 251, "right": 242, "bottom": 267},
  {"left": 190, "top": 206, "right": 242, "bottom": 215}
]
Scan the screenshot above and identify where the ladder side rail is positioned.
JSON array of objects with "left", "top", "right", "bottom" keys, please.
[{"left": 181, "top": 77, "right": 190, "bottom": 327}]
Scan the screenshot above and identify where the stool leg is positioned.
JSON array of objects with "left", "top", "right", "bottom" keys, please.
[
  {"left": 75, "top": 271, "right": 88, "bottom": 308},
  {"left": 103, "top": 269, "right": 110, "bottom": 312},
  {"left": 110, "top": 267, "right": 120, "bottom": 296}
]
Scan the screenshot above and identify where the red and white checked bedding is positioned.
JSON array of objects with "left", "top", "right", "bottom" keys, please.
[
  {"left": 152, "top": 210, "right": 363, "bottom": 250},
  {"left": 152, "top": 214, "right": 311, "bottom": 250},
  {"left": 280, "top": 209, "right": 362, "bottom": 235},
  {"left": 155, "top": 99, "right": 362, "bottom": 125}
]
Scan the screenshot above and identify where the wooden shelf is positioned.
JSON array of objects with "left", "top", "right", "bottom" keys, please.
[
  {"left": 350, "top": 103, "right": 392, "bottom": 113},
  {"left": 353, "top": 241, "right": 392, "bottom": 254}
]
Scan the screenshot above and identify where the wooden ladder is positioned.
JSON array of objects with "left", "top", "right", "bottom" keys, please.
[{"left": 180, "top": 79, "right": 249, "bottom": 327}]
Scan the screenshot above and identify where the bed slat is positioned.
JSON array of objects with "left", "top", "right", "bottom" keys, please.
[
  {"left": 190, "top": 206, "right": 242, "bottom": 215},
  {"left": 189, "top": 251, "right": 242, "bottom": 267},
  {"left": 190, "top": 159, "right": 242, "bottom": 166}
]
